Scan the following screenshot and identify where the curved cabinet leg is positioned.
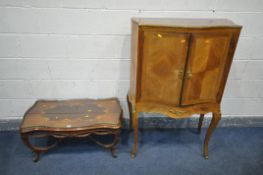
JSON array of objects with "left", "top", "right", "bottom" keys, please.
[
  {"left": 131, "top": 111, "right": 139, "bottom": 159},
  {"left": 203, "top": 112, "right": 221, "bottom": 159},
  {"left": 198, "top": 114, "right": 205, "bottom": 134},
  {"left": 127, "top": 95, "right": 133, "bottom": 131}
]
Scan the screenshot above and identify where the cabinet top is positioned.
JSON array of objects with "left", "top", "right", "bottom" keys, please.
[{"left": 132, "top": 18, "right": 241, "bottom": 28}]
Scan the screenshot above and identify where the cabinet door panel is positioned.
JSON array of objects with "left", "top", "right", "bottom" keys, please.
[
  {"left": 140, "top": 31, "right": 189, "bottom": 105},
  {"left": 181, "top": 33, "right": 232, "bottom": 105}
]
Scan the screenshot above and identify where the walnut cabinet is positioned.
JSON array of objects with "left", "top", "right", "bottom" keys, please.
[{"left": 127, "top": 18, "right": 241, "bottom": 159}]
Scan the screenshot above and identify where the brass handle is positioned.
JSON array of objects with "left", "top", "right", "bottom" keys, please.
[
  {"left": 178, "top": 70, "right": 184, "bottom": 79},
  {"left": 187, "top": 71, "right": 192, "bottom": 77},
  {"left": 169, "top": 110, "right": 185, "bottom": 115}
]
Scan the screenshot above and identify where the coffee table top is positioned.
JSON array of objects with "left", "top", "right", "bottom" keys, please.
[{"left": 20, "top": 98, "right": 122, "bottom": 133}]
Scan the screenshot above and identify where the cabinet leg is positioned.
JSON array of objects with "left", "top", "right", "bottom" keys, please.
[
  {"left": 131, "top": 111, "right": 139, "bottom": 159},
  {"left": 198, "top": 114, "right": 205, "bottom": 134},
  {"left": 127, "top": 95, "right": 133, "bottom": 131},
  {"left": 203, "top": 112, "right": 221, "bottom": 159}
]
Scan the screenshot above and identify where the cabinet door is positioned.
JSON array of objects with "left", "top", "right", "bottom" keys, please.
[
  {"left": 180, "top": 32, "right": 232, "bottom": 105},
  {"left": 139, "top": 31, "right": 189, "bottom": 105}
]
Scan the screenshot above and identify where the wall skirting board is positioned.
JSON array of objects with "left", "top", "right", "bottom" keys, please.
[{"left": 1, "top": 116, "right": 263, "bottom": 131}]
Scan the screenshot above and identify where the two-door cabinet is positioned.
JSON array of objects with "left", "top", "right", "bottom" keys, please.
[{"left": 127, "top": 18, "right": 241, "bottom": 159}]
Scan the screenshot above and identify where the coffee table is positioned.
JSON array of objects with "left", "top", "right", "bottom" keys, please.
[{"left": 20, "top": 98, "right": 122, "bottom": 162}]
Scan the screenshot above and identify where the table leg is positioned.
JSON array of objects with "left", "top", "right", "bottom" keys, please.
[
  {"left": 111, "top": 131, "right": 120, "bottom": 158},
  {"left": 198, "top": 114, "right": 205, "bottom": 134},
  {"left": 20, "top": 133, "right": 57, "bottom": 162},
  {"left": 131, "top": 111, "right": 139, "bottom": 159},
  {"left": 203, "top": 112, "right": 221, "bottom": 159},
  {"left": 89, "top": 130, "right": 120, "bottom": 158}
]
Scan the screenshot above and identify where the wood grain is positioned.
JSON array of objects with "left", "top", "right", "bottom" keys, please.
[
  {"left": 128, "top": 18, "right": 241, "bottom": 159},
  {"left": 181, "top": 32, "right": 232, "bottom": 105},
  {"left": 140, "top": 31, "right": 189, "bottom": 105}
]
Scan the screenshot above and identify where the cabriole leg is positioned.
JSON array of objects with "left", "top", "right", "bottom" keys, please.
[
  {"left": 110, "top": 131, "right": 120, "bottom": 158},
  {"left": 198, "top": 114, "right": 205, "bottom": 134},
  {"left": 203, "top": 112, "right": 221, "bottom": 159},
  {"left": 89, "top": 130, "right": 120, "bottom": 158},
  {"left": 20, "top": 133, "right": 57, "bottom": 162},
  {"left": 127, "top": 95, "right": 133, "bottom": 131}
]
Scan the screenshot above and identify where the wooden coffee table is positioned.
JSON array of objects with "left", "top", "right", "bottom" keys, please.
[{"left": 20, "top": 98, "right": 122, "bottom": 162}]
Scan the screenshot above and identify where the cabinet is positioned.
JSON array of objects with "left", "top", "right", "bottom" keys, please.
[{"left": 127, "top": 18, "right": 241, "bottom": 159}]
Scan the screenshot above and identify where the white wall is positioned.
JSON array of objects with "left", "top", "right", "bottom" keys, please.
[{"left": 0, "top": 0, "right": 263, "bottom": 119}]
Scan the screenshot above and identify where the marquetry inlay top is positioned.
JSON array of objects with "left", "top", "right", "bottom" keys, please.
[{"left": 20, "top": 98, "right": 122, "bottom": 132}]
